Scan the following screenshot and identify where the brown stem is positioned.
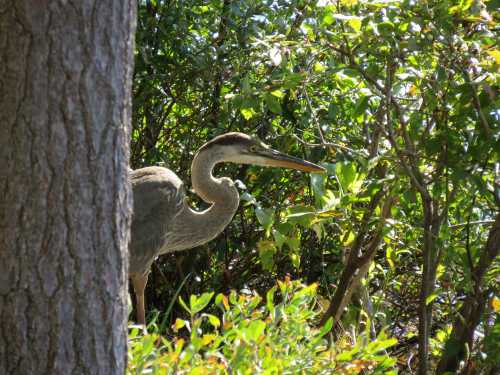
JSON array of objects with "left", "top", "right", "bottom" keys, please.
[
  {"left": 319, "top": 193, "right": 395, "bottom": 328},
  {"left": 417, "top": 197, "right": 438, "bottom": 375},
  {"left": 436, "top": 212, "right": 500, "bottom": 374}
]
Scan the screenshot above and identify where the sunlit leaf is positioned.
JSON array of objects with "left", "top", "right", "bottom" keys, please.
[
  {"left": 178, "top": 296, "right": 190, "bottom": 314},
  {"left": 205, "top": 314, "right": 221, "bottom": 328},
  {"left": 492, "top": 297, "right": 500, "bottom": 312},
  {"left": 201, "top": 334, "right": 216, "bottom": 346},
  {"left": 173, "top": 318, "right": 186, "bottom": 331},
  {"left": 290, "top": 252, "right": 300, "bottom": 268},
  {"left": 240, "top": 107, "right": 256, "bottom": 120},
  {"left": 386, "top": 247, "right": 395, "bottom": 271},
  {"left": 316, "top": 209, "right": 343, "bottom": 218},
  {"left": 258, "top": 240, "right": 277, "bottom": 271},
  {"left": 243, "top": 320, "right": 266, "bottom": 342},
  {"left": 215, "top": 293, "right": 230, "bottom": 311},
  {"left": 425, "top": 292, "right": 439, "bottom": 305},
  {"left": 255, "top": 206, "right": 275, "bottom": 235},
  {"left": 348, "top": 18, "right": 362, "bottom": 32},
  {"left": 486, "top": 50, "right": 500, "bottom": 65},
  {"left": 336, "top": 162, "right": 357, "bottom": 192},
  {"left": 270, "top": 89, "right": 285, "bottom": 98},
  {"left": 190, "top": 292, "right": 214, "bottom": 314}
]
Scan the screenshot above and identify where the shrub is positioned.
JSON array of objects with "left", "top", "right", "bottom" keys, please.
[{"left": 128, "top": 279, "right": 398, "bottom": 374}]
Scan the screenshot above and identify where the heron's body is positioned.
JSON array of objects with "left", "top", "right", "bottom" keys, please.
[
  {"left": 129, "top": 167, "right": 185, "bottom": 276},
  {"left": 128, "top": 133, "right": 324, "bottom": 325}
]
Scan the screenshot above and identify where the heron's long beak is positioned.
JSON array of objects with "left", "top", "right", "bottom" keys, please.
[{"left": 260, "top": 149, "right": 326, "bottom": 173}]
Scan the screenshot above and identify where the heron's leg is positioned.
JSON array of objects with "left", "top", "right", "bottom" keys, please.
[{"left": 131, "top": 272, "right": 149, "bottom": 326}]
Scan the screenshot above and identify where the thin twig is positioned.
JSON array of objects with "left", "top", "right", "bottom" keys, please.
[
  {"left": 449, "top": 220, "right": 496, "bottom": 228},
  {"left": 462, "top": 69, "right": 492, "bottom": 137},
  {"left": 293, "top": 134, "right": 365, "bottom": 156},
  {"left": 301, "top": 87, "right": 327, "bottom": 144}
]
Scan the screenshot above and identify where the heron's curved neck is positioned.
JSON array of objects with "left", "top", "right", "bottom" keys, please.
[
  {"left": 168, "top": 146, "right": 239, "bottom": 251},
  {"left": 191, "top": 147, "right": 237, "bottom": 204}
]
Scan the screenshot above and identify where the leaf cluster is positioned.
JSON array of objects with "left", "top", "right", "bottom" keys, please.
[{"left": 128, "top": 279, "right": 397, "bottom": 374}]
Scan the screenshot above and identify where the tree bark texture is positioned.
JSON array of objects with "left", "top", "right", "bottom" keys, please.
[{"left": 0, "top": 2, "right": 136, "bottom": 374}]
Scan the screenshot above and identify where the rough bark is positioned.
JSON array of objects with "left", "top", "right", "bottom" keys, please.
[{"left": 0, "top": 1, "right": 136, "bottom": 374}]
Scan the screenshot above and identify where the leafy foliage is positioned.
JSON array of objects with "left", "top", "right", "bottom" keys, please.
[
  {"left": 128, "top": 280, "right": 397, "bottom": 374},
  {"left": 131, "top": 0, "right": 499, "bottom": 372}
]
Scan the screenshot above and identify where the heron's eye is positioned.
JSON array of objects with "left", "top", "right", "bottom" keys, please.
[{"left": 249, "top": 145, "right": 259, "bottom": 153}]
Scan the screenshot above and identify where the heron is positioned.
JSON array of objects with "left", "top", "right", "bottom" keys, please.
[{"left": 129, "top": 132, "right": 325, "bottom": 325}]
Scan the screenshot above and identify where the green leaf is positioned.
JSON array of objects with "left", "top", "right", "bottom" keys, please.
[
  {"left": 285, "top": 205, "right": 315, "bottom": 226},
  {"left": 286, "top": 236, "right": 300, "bottom": 252},
  {"left": 282, "top": 72, "right": 304, "bottom": 89},
  {"left": 312, "top": 223, "right": 323, "bottom": 240},
  {"left": 205, "top": 314, "right": 221, "bottom": 328},
  {"left": 336, "top": 348, "right": 358, "bottom": 361},
  {"left": 277, "top": 222, "right": 293, "bottom": 235},
  {"left": 266, "top": 286, "right": 276, "bottom": 313},
  {"left": 449, "top": 0, "right": 473, "bottom": 14},
  {"left": 426, "top": 292, "right": 439, "bottom": 305},
  {"left": 377, "top": 21, "right": 394, "bottom": 35},
  {"left": 264, "top": 93, "right": 282, "bottom": 114},
  {"left": 178, "top": 296, "right": 191, "bottom": 314},
  {"left": 386, "top": 246, "right": 395, "bottom": 271},
  {"left": 336, "top": 162, "right": 357, "bottom": 191},
  {"left": 270, "top": 89, "right": 285, "bottom": 98},
  {"left": 255, "top": 206, "right": 274, "bottom": 235},
  {"left": 367, "top": 336, "right": 398, "bottom": 352},
  {"left": 273, "top": 229, "right": 287, "bottom": 250},
  {"left": 141, "top": 334, "right": 155, "bottom": 355},
  {"left": 258, "top": 240, "right": 277, "bottom": 271},
  {"left": 353, "top": 95, "right": 370, "bottom": 118},
  {"left": 314, "top": 317, "right": 333, "bottom": 344},
  {"left": 316, "top": 209, "right": 343, "bottom": 218},
  {"left": 173, "top": 318, "right": 186, "bottom": 331},
  {"left": 322, "top": 12, "right": 335, "bottom": 26},
  {"left": 348, "top": 17, "right": 362, "bottom": 32},
  {"left": 313, "top": 62, "right": 327, "bottom": 72},
  {"left": 243, "top": 320, "right": 266, "bottom": 342},
  {"left": 290, "top": 252, "right": 300, "bottom": 268},
  {"left": 190, "top": 292, "right": 214, "bottom": 314},
  {"left": 218, "top": 293, "right": 230, "bottom": 311},
  {"left": 311, "top": 172, "right": 326, "bottom": 205},
  {"left": 240, "top": 107, "right": 256, "bottom": 120}
]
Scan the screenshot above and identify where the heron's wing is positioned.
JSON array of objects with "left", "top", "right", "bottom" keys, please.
[{"left": 129, "top": 166, "right": 185, "bottom": 275}]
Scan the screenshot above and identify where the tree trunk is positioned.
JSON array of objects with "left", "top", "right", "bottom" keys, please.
[
  {"left": 417, "top": 199, "right": 436, "bottom": 375},
  {"left": 0, "top": 2, "right": 136, "bottom": 374}
]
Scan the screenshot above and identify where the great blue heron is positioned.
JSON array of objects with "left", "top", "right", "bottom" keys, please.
[{"left": 129, "top": 132, "right": 324, "bottom": 325}]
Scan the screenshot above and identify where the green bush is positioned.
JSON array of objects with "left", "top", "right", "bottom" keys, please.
[{"left": 128, "top": 280, "right": 398, "bottom": 374}]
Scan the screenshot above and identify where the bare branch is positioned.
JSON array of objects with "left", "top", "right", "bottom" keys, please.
[
  {"left": 293, "top": 134, "right": 364, "bottom": 156},
  {"left": 449, "top": 220, "right": 495, "bottom": 228},
  {"left": 462, "top": 70, "right": 492, "bottom": 137}
]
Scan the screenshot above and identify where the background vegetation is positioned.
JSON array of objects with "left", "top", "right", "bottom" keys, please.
[{"left": 129, "top": 0, "right": 499, "bottom": 373}]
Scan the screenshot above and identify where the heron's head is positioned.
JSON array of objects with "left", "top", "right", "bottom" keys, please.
[{"left": 199, "top": 132, "right": 325, "bottom": 173}]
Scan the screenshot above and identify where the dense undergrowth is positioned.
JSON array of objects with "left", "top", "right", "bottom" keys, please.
[{"left": 128, "top": 279, "right": 398, "bottom": 374}]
